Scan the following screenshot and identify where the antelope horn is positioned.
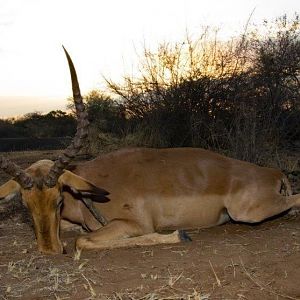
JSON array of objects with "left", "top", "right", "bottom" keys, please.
[
  {"left": 0, "top": 156, "right": 33, "bottom": 189},
  {"left": 44, "top": 47, "right": 89, "bottom": 187}
]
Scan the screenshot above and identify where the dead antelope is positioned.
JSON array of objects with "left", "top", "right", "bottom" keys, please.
[{"left": 1, "top": 49, "right": 300, "bottom": 255}]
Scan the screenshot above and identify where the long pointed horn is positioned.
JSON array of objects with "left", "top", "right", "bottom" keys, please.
[
  {"left": 44, "top": 47, "right": 89, "bottom": 187},
  {"left": 0, "top": 156, "right": 33, "bottom": 189}
]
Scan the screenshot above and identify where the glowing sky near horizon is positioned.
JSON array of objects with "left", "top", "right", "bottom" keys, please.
[{"left": 0, "top": 0, "right": 299, "bottom": 117}]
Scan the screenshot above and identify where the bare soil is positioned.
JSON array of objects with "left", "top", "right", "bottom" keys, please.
[{"left": 1, "top": 151, "right": 300, "bottom": 300}]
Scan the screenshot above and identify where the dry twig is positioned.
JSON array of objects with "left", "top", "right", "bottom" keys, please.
[{"left": 239, "top": 257, "right": 299, "bottom": 300}]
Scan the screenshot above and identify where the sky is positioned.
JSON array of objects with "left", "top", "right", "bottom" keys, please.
[{"left": 0, "top": 0, "right": 299, "bottom": 118}]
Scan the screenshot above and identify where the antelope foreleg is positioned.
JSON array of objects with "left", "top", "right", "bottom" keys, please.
[{"left": 75, "top": 219, "right": 188, "bottom": 252}]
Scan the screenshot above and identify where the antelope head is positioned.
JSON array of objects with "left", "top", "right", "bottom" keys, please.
[{"left": 0, "top": 48, "right": 108, "bottom": 254}]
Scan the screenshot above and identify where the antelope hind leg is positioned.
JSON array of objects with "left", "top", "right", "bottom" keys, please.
[
  {"left": 75, "top": 219, "right": 190, "bottom": 251},
  {"left": 227, "top": 194, "right": 300, "bottom": 223}
]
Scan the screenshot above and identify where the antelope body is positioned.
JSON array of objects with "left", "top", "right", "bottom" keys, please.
[{"left": 1, "top": 49, "right": 300, "bottom": 255}]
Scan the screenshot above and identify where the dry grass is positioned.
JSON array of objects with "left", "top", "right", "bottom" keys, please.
[{"left": 1, "top": 216, "right": 300, "bottom": 299}]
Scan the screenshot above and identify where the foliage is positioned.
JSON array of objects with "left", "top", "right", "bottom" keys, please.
[
  {"left": 105, "top": 14, "right": 300, "bottom": 164},
  {"left": 0, "top": 110, "right": 76, "bottom": 138},
  {"left": 84, "top": 90, "right": 126, "bottom": 135},
  {"left": 2, "top": 14, "right": 300, "bottom": 163}
]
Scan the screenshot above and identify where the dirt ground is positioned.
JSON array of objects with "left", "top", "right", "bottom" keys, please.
[{"left": 0, "top": 151, "right": 300, "bottom": 300}]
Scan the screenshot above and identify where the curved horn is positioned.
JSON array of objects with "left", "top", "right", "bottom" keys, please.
[
  {"left": 0, "top": 156, "right": 33, "bottom": 189},
  {"left": 44, "top": 47, "right": 89, "bottom": 187}
]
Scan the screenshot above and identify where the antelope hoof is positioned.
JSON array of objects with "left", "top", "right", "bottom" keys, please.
[
  {"left": 75, "top": 235, "right": 90, "bottom": 251},
  {"left": 178, "top": 230, "right": 192, "bottom": 242}
]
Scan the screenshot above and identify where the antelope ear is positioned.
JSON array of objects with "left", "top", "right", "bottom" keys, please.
[
  {"left": 58, "top": 170, "right": 110, "bottom": 203},
  {"left": 0, "top": 180, "right": 21, "bottom": 200}
]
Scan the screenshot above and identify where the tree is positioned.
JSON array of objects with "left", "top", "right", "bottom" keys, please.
[
  {"left": 105, "top": 14, "right": 300, "bottom": 163},
  {"left": 84, "top": 90, "right": 126, "bottom": 135}
]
